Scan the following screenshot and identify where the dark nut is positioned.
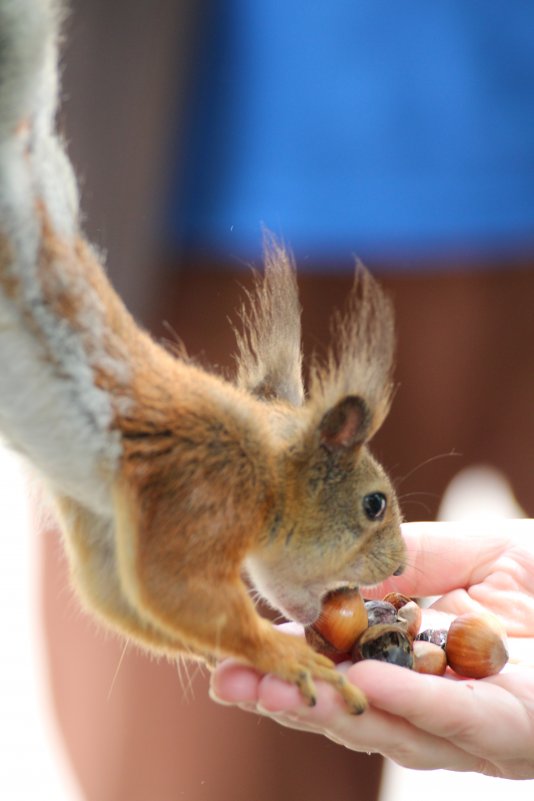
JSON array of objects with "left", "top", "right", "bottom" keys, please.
[
  {"left": 364, "top": 600, "right": 398, "bottom": 627},
  {"left": 416, "top": 628, "right": 448, "bottom": 649},
  {"left": 353, "top": 624, "right": 413, "bottom": 668},
  {"left": 413, "top": 640, "right": 447, "bottom": 675},
  {"left": 445, "top": 612, "right": 509, "bottom": 679},
  {"left": 309, "top": 588, "right": 368, "bottom": 653}
]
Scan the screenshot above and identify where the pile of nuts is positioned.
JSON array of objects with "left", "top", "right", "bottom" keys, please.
[{"left": 305, "top": 588, "right": 509, "bottom": 678}]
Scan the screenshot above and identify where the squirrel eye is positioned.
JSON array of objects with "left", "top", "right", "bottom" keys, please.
[{"left": 363, "top": 492, "right": 387, "bottom": 521}]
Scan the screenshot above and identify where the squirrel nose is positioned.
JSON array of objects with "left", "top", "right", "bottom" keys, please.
[{"left": 392, "top": 563, "right": 405, "bottom": 577}]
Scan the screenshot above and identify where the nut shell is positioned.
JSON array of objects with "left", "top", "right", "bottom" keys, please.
[
  {"left": 354, "top": 624, "right": 413, "bottom": 668},
  {"left": 382, "top": 592, "right": 412, "bottom": 611},
  {"left": 445, "top": 612, "right": 509, "bottom": 679},
  {"left": 311, "top": 588, "right": 368, "bottom": 653}
]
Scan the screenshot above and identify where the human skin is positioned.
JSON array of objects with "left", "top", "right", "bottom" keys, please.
[{"left": 211, "top": 520, "right": 534, "bottom": 779}]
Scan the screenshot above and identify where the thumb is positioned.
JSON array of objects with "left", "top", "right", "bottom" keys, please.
[{"left": 367, "top": 520, "right": 514, "bottom": 598}]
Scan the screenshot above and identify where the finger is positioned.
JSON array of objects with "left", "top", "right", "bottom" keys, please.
[
  {"left": 367, "top": 520, "right": 512, "bottom": 598},
  {"left": 429, "top": 591, "right": 534, "bottom": 638},
  {"left": 505, "top": 637, "right": 534, "bottom": 666},
  {"left": 211, "top": 660, "right": 503, "bottom": 773},
  {"left": 347, "top": 659, "right": 533, "bottom": 762},
  {"left": 255, "top": 672, "right": 484, "bottom": 772},
  {"left": 209, "top": 661, "right": 261, "bottom": 706}
]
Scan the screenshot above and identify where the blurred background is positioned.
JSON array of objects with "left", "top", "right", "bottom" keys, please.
[{"left": 2, "top": 0, "right": 534, "bottom": 798}]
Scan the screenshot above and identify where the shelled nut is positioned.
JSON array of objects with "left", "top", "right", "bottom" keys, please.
[
  {"left": 413, "top": 640, "right": 447, "bottom": 675},
  {"left": 397, "top": 600, "right": 422, "bottom": 640}
]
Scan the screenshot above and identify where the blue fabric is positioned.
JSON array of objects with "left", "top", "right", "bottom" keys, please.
[{"left": 166, "top": 0, "right": 534, "bottom": 265}]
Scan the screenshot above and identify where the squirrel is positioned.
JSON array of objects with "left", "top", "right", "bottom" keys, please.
[{"left": 0, "top": 0, "right": 405, "bottom": 714}]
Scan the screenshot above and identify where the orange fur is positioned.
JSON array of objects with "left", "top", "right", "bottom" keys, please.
[
  {"left": 0, "top": 1, "right": 405, "bottom": 713},
  {"left": 33, "top": 211, "right": 405, "bottom": 714}
]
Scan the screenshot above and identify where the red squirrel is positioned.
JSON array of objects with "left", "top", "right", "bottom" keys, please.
[{"left": 0, "top": 0, "right": 405, "bottom": 713}]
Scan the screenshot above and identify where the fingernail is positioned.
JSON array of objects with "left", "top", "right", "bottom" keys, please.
[
  {"left": 237, "top": 702, "right": 259, "bottom": 713},
  {"left": 208, "top": 686, "right": 235, "bottom": 706}
]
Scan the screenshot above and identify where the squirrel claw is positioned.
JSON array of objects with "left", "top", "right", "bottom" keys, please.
[
  {"left": 314, "top": 667, "right": 367, "bottom": 715},
  {"left": 296, "top": 670, "right": 318, "bottom": 706},
  {"left": 338, "top": 677, "right": 367, "bottom": 715},
  {"left": 258, "top": 632, "right": 368, "bottom": 713}
]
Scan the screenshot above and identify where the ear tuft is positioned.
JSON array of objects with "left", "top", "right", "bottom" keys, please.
[
  {"left": 233, "top": 233, "right": 304, "bottom": 405},
  {"left": 319, "top": 396, "right": 371, "bottom": 453},
  {"left": 309, "top": 262, "right": 395, "bottom": 440}
]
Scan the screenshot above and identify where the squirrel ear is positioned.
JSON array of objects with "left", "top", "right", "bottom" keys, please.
[{"left": 319, "top": 396, "right": 371, "bottom": 453}]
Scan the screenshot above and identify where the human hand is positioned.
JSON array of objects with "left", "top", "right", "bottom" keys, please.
[{"left": 210, "top": 520, "right": 534, "bottom": 778}]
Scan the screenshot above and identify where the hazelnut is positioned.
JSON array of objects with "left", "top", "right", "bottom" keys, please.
[
  {"left": 397, "top": 600, "right": 422, "bottom": 639},
  {"left": 353, "top": 624, "right": 413, "bottom": 668},
  {"left": 305, "top": 590, "right": 509, "bottom": 684},
  {"left": 445, "top": 612, "right": 509, "bottom": 679},
  {"left": 308, "top": 588, "right": 368, "bottom": 654},
  {"left": 382, "top": 592, "right": 412, "bottom": 611},
  {"left": 304, "top": 625, "right": 351, "bottom": 663},
  {"left": 413, "top": 640, "right": 447, "bottom": 675}
]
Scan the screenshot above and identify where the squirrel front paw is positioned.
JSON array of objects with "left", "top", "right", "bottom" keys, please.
[{"left": 253, "top": 628, "right": 367, "bottom": 714}]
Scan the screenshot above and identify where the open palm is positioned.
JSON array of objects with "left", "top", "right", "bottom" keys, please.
[{"left": 212, "top": 520, "right": 534, "bottom": 778}]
